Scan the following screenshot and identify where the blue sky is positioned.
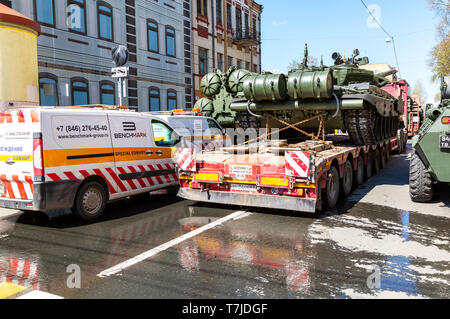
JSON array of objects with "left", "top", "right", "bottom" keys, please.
[{"left": 258, "top": 0, "right": 442, "bottom": 104}]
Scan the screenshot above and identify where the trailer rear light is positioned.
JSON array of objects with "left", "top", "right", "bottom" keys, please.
[
  {"left": 194, "top": 173, "right": 221, "bottom": 183},
  {"left": 33, "top": 132, "right": 44, "bottom": 182},
  {"left": 442, "top": 117, "right": 450, "bottom": 124}
]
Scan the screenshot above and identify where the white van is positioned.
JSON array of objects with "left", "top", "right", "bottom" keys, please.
[{"left": 0, "top": 106, "right": 181, "bottom": 220}]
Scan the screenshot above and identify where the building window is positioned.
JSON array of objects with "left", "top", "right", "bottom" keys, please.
[
  {"left": 228, "top": 56, "right": 233, "bottom": 69},
  {"left": 237, "top": 59, "right": 242, "bottom": 69},
  {"left": 217, "top": 53, "right": 224, "bottom": 71},
  {"left": 34, "top": 0, "right": 55, "bottom": 27},
  {"left": 216, "top": 0, "right": 222, "bottom": 25},
  {"left": 147, "top": 20, "right": 159, "bottom": 53},
  {"left": 198, "top": 48, "right": 208, "bottom": 75},
  {"left": 67, "top": 0, "right": 86, "bottom": 34},
  {"left": 245, "top": 61, "right": 250, "bottom": 71},
  {"left": 235, "top": 8, "right": 242, "bottom": 32},
  {"left": 197, "top": 0, "right": 208, "bottom": 17},
  {"left": 149, "top": 87, "right": 160, "bottom": 112},
  {"left": 71, "top": 78, "right": 89, "bottom": 105},
  {"left": 165, "top": 26, "right": 176, "bottom": 57},
  {"left": 253, "top": 64, "right": 258, "bottom": 73},
  {"left": 226, "top": 3, "right": 232, "bottom": 28},
  {"left": 39, "top": 73, "right": 58, "bottom": 106},
  {"left": 97, "top": 2, "right": 113, "bottom": 41},
  {"left": 99, "top": 81, "right": 115, "bottom": 105},
  {"left": 252, "top": 17, "right": 257, "bottom": 36},
  {"left": 167, "top": 90, "right": 177, "bottom": 110}
]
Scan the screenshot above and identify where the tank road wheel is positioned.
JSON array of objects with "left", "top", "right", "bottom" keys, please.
[
  {"left": 73, "top": 181, "right": 107, "bottom": 220},
  {"left": 344, "top": 109, "right": 377, "bottom": 145},
  {"left": 385, "top": 144, "right": 391, "bottom": 163},
  {"left": 409, "top": 151, "right": 434, "bottom": 202},
  {"left": 354, "top": 156, "right": 365, "bottom": 187},
  {"left": 342, "top": 160, "right": 354, "bottom": 196},
  {"left": 366, "top": 151, "right": 374, "bottom": 179},
  {"left": 323, "top": 166, "right": 340, "bottom": 209},
  {"left": 373, "top": 149, "right": 381, "bottom": 174}
]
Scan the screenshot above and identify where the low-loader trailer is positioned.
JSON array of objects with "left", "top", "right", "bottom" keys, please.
[{"left": 175, "top": 134, "right": 403, "bottom": 213}]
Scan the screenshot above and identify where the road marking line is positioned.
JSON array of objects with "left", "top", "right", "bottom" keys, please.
[
  {"left": 97, "top": 210, "right": 251, "bottom": 278},
  {"left": 17, "top": 290, "right": 64, "bottom": 299}
]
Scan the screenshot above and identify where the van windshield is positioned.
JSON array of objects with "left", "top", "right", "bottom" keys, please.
[{"left": 168, "top": 117, "right": 223, "bottom": 137}]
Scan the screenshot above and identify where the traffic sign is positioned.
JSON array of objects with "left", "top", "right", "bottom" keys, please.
[{"left": 112, "top": 66, "right": 129, "bottom": 78}]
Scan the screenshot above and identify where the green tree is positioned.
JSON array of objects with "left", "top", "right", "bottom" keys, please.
[{"left": 427, "top": 0, "right": 450, "bottom": 79}]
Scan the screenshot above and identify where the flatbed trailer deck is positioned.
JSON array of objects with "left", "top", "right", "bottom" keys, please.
[{"left": 175, "top": 133, "right": 403, "bottom": 213}]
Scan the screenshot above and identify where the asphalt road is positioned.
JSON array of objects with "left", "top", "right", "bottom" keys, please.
[{"left": 0, "top": 144, "right": 449, "bottom": 299}]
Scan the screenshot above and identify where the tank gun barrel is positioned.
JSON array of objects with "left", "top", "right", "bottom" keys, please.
[{"left": 375, "top": 69, "right": 398, "bottom": 78}]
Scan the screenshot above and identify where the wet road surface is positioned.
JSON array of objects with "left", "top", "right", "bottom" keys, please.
[{"left": 1, "top": 189, "right": 449, "bottom": 299}]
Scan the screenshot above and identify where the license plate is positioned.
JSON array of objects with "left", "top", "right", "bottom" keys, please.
[
  {"left": 440, "top": 135, "right": 450, "bottom": 149},
  {"left": 0, "top": 183, "right": 5, "bottom": 195},
  {"left": 230, "top": 183, "right": 257, "bottom": 192}
]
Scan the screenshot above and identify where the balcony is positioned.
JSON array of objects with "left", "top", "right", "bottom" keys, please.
[{"left": 232, "top": 27, "right": 260, "bottom": 46}]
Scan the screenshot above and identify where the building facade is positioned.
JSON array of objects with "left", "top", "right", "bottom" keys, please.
[
  {"left": 10, "top": 0, "right": 193, "bottom": 111},
  {"left": 192, "top": 0, "right": 262, "bottom": 102}
]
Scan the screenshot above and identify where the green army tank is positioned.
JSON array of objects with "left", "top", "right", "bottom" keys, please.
[
  {"left": 409, "top": 75, "right": 450, "bottom": 202},
  {"left": 195, "top": 46, "right": 403, "bottom": 146}
]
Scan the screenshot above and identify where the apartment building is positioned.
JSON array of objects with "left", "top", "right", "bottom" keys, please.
[
  {"left": 10, "top": 0, "right": 193, "bottom": 111},
  {"left": 192, "top": 0, "right": 262, "bottom": 101}
]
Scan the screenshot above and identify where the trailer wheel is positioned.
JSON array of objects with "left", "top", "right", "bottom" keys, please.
[
  {"left": 380, "top": 147, "right": 387, "bottom": 168},
  {"left": 73, "top": 181, "right": 107, "bottom": 220},
  {"left": 366, "top": 151, "right": 373, "bottom": 179},
  {"left": 409, "top": 151, "right": 434, "bottom": 202},
  {"left": 342, "top": 160, "right": 353, "bottom": 196},
  {"left": 324, "top": 166, "right": 340, "bottom": 209},
  {"left": 373, "top": 149, "right": 381, "bottom": 174},
  {"left": 354, "top": 156, "right": 365, "bottom": 187}
]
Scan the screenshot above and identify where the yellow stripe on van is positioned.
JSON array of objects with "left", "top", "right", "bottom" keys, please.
[
  {"left": 0, "top": 155, "right": 33, "bottom": 162},
  {"left": 43, "top": 147, "right": 172, "bottom": 168}
]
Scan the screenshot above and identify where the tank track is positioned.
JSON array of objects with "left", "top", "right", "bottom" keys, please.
[
  {"left": 236, "top": 113, "right": 260, "bottom": 130},
  {"left": 344, "top": 109, "right": 398, "bottom": 145}
]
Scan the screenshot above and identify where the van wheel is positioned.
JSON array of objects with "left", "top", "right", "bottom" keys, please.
[
  {"left": 342, "top": 160, "right": 353, "bottom": 196},
  {"left": 323, "top": 166, "right": 340, "bottom": 209},
  {"left": 73, "top": 182, "right": 107, "bottom": 220}
]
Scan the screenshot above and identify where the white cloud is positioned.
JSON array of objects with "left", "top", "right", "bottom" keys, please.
[{"left": 272, "top": 20, "right": 288, "bottom": 27}]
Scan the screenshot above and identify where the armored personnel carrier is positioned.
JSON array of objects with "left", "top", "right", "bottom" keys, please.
[
  {"left": 196, "top": 46, "right": 403, "bottom": 146},
  {"left": 409, "top": 76, "right": 450, "bottom": 202}
]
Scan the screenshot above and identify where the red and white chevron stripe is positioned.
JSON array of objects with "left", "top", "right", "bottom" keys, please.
[
  {"left": 45, "top": 162, "right": 178, "bottom": 195},
  {"left": 0, "top": 256, "right": 40, "bottom": 290},
  {"left": 285, "top": 151, "right": 311, "bottom": 178},
  {"left": 0, "top": 174, "right": 33, "bottom": 200},
  {"left": 0, "top": 109, "right": 40, "bottom": 124},
  {"left": 175, "top": 148, "right": 196, "bottom": 172}
]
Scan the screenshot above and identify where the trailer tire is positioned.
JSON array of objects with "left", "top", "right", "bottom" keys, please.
[
  {"left": 354, "top": 156, "right": 365, "bottom": 187},
  {"left": 366, "top": 151, "right": 373, "bottom": 179},
  {"left": 324, "top": 165, "right": 340, "bottom": 209},
  {"left": 342, "top": 160, "right": 353, "bottom": 196},
  {"left": 409, "top": 151, "right": 434, "bottom": 202},
  {"left": 373, "top": 149, "right": 381, "bottom": 174},
  {"left": 380, "top": 147, "right": 387, "bottom": 168},
  {"left": 73, "top": 181, "right": 107, "bottom": 220}
]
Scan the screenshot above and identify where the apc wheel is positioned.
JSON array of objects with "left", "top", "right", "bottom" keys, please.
[
  {"left": 73, "top": 181, "right": 107, "bottom": 220},
  {"left": 366, "top": 151, "right": 374, "bottom": 179},
  {"left": 342, "top": 160, "right": 353, "bottom": 196},
  {"left": 373, "top": 149, "right": 381, "bottom": 174},
  {"left": 409, "top": 151, "right": 434, "bottom": 202},
  {"left": 324, "top": 166, "right": 340, "bottom": 209},
  {"left": 354, "top": 156, "right": 365, "bottom": 187}
]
